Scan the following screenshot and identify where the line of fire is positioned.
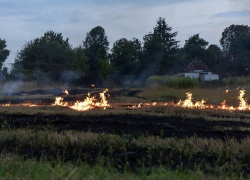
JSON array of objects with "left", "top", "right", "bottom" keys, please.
[{"left": 1, "top": 87, "right": 250, "bottom": 111}]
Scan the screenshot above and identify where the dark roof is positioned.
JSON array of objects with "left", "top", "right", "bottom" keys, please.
[{"left": 184, "top": 57, "right": 211, "bottom": 73}]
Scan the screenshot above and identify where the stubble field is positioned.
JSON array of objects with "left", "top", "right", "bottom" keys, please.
[{"left": 1, "top": 86, "right": 250, "bottom": 179}]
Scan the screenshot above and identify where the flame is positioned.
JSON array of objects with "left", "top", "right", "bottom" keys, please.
[
  {"left": 238, "top": 89, "right": 248, "bottom": 110},
  {"left": 219, "top": 100, "right": 227, "bottom": 109},
  {"left": 91, "top": 84, "right": 95, "bottom": 88},
  {"left": 3, "top": 88, "right": 250, "bottom": 112},
  {"left": 176, "top": 92, "right": 207, "bottom": 109},
  {"left": 177, "top": 92, "right": 194, "bottom": 108},
  {"left": 69, "top": 93, "right": 95, "bottom": 111},
  {"left": 1, "top": 103, "right": 38, "bottom": 107},
  {"left": 63, "top": 89, "right": 69, "bottom": 95},
  {"left": 52, "top": 97, "right": 68, "bottom": 106},
  {"left": 226, "top": 90, "right": 229, "bottom": 93},
  {"left": 94, "top": 89, "right": 110, "bottom": 109},
  {"left": 69, "top": 89, "right": 110, "bottom": 111}
]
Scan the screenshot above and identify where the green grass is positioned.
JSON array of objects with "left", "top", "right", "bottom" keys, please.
[{"left": 1, "top": 156, "right": 240, "bottom": 180}]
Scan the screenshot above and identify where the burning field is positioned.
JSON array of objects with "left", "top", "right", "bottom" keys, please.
[
  {"left": 1, "top": 86, "right": 250, "bottom": 178},
  {"left": 2, "top": 86, "right": 250, "bottom": 111}
]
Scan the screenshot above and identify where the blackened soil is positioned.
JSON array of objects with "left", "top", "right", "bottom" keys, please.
[
  {"left": 0, "top": 89, "right": 142, "bottom": 104},
  {"left": 1, "top": 113, "right": 250, "bottom": 140},
  {"left": 1, "top": 88, "right": 141, "bottom": 96}
]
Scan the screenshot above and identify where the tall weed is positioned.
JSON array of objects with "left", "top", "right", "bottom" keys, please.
[{"left": 146, "top": 76, "right": 199, "bottom": 89}]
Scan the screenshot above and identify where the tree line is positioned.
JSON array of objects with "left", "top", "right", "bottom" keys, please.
[{"left": 1, "top": 17, "right": 250, "bottom": 86}]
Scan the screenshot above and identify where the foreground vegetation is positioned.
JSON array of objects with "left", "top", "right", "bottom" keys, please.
[{"left": 0, "top": 124, "right": 249, "bottom": 179}]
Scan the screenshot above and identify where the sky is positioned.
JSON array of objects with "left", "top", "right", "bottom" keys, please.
[{"left": 0, "top": 0, "right": 250, "bottom": 68}]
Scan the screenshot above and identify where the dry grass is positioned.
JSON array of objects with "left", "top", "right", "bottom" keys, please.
[
  {"left": 137, "top": 87, "right": 250, "bottom": 106},
  {"left": 0, "top": 128, "right": 250, "bottom": 156}
]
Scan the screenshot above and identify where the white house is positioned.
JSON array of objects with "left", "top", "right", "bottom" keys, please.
[{"left": 178, "top": 58, "right": 219, "bottom": 81}]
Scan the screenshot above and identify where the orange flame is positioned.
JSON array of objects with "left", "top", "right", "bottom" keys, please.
[
  {"left": 52, "top": 97, "right": 68, "bottom": 106},
  {"left": 238, "top": 89, "right": 248, "bottom": 110},
  {"left": 63, "top": 89, "right": 69, "bottom": 95},
  {"left": 69, "top": 89, "right": 110, "bottom": 111}
]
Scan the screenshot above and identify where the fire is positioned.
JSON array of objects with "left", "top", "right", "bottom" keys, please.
[
  {"left": 1, "top": 103, "right": 38, "bottom": 107},
  {"left": 69, "top": 93, "right": 95, "bottom": 111},
  {"left": 63, "top": 89, "right": 69, "bottom": 95},
  {"left": 175, "top": 89, "right": 250, "bottom": 111},
  {"left": 69, "top": 89, "right": 110, "bottom": 111},
  {"left": 177, "top": 92, "right": 205, "bottom": 109},
  {"left": 91, "top": 84, "right": 95, "bottom": 88},
  {"left": 3, "top": 87, "right": 250, "bottom": 112},
  {"left": 238, "top": 89, "right": 249, "bottom": 110},
  {"left": 226, "top": 90, "right": 229, "bottom": 93},
  {"left": 52, "top": 97, "right": 68, "bottom": 106},
  {"left": 219, "top": 100, "right": 227, "bottom": 109}
]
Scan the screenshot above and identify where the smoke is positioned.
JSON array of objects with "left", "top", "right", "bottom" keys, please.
[
  {"left": 60, "top": 70, "right": 81, "bottom": 87},
  {"left": 0, "top": 81, "right": 23, "bottom": 96}
]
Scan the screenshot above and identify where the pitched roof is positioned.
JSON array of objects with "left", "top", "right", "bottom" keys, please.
[{"left": 184, "top": 57, "right": 211, "bottom": 72}]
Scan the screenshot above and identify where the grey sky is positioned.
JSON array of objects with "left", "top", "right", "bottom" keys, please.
[{"left": 0, "top": 0, "right": 250, "bottom": 68}]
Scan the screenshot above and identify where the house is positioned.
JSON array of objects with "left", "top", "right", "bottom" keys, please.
[{"left": 178, "top": 57, "right": 219, "bottom": 81}]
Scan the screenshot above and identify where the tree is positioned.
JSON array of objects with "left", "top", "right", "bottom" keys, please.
[
  {"left": 71, "top": 46, "right": 89, "bottom": 76},
  {"left": 110, "top": 38, "right": 142, "bottom": 84},
  {"left": 12, "top": 31, "right": 83, "bottom": 82},
  {"left": 219, "top": 24, "right": 250, "bottom": 76},
  {"left": 0, "top": 39, "right": 10, "bottom": 69},
  {"left": 83, "top": 26, "right": 111, "bottom": 85},
  {"left": 2, "top": 66, "right": 9, "bottom": 80},
  {"left": 220, "top": 24, "right": 250, "bottom": 56},
  {"left": 140, "top": 17, "right": 179, "bottom": 77},
  {"left": 229, "top": 32, "right": 250, "bottom": 76},
  {"left": 183, "top": 33, "right": 209, "bottom": 61}
]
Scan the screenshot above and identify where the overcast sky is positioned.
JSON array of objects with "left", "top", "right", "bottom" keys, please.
[{"left": 1, "top": 0, "right": 250, "bottom": 68}]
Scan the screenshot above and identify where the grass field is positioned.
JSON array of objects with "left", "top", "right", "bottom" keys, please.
[{"left": 1, "top": 83, "right": 250, "bottom": 179}]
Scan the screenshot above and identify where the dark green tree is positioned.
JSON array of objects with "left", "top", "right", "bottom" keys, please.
[
  {"left": 140, "top": 17, "right": 179, "bottom": 76},
  {"left": 220, "top": 24, "right": 250, "bottom": 56},
  {"left": 205, "top": 44, "right": 222, "bottom": 72},
  {"left": 219, "top": 24, "right": 250, "bottom": 76},
  {"left": 2, "top": 66, "right": 9, "bottom": 80},
  {"left": 229, "top": 32, "right": 250, "bottom": 76},
  {"left": 110, "top": 38, "right": 142, "bottom": 84},
  {"left": 183, "top": 33, "right": 209, "bottom": 61},
  {"left": 0, "top": 39, "right": 10, "bottom": 69},
  {"left": 83, "top": 26, "right": 111, "bottom": 85},
  {"left": 11, "top": 31, "right": 88, "bottom": 82},
  {"left": 71, "top": 46, "right": 89, "bottom": 76}
]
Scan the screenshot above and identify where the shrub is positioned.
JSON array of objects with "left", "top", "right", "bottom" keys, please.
[
  {"left": 146, "top": 75, "right": 199, "bottom": 89},
  {"left": 222, "top": 76, "right": 250, "bottom": 87}
]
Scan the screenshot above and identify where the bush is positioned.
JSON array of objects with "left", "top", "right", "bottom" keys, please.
[
  {"left": 146, "top": 75, "right": 199, "bottom": 88},
  {"left": 222, "top": 76, "right": 250, "bottom": 87}
]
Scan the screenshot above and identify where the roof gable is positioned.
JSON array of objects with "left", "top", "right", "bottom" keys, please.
[{"left": 184, "top": 57, "right": 211, "bottom": 72}]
